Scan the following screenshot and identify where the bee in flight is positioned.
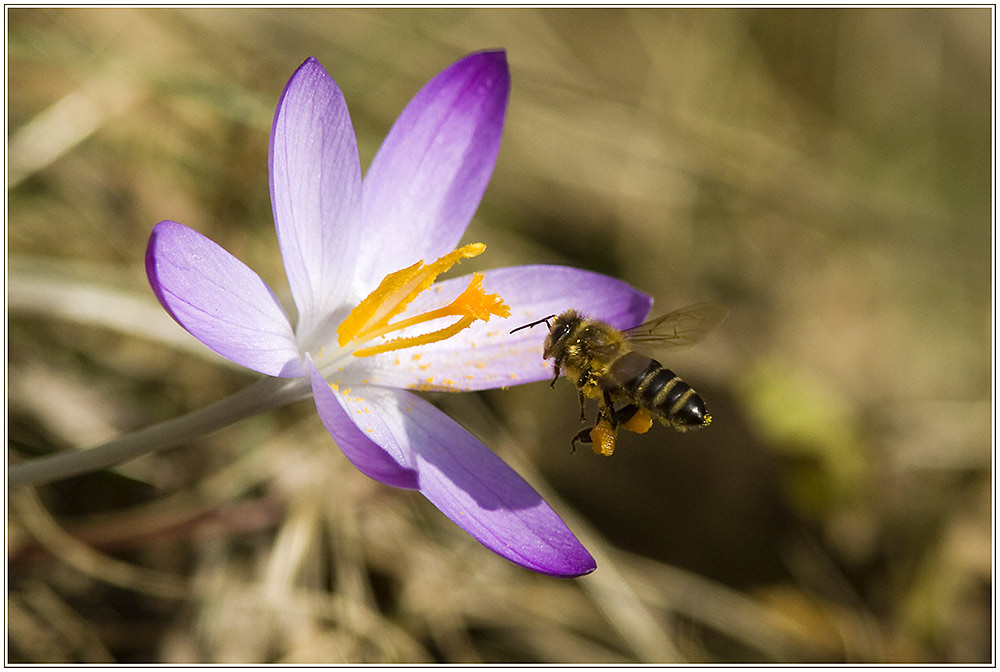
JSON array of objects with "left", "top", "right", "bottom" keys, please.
[{"left": 511, "top": 302, "right": 728, "bottom": 456}]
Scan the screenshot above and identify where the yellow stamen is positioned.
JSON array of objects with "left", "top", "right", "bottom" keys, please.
[
  {"left": 337, "top": 243, "right": 485, "bottom": 346},
  {"left": 336, "top": 244, "right": 510, "bottom": 358}
]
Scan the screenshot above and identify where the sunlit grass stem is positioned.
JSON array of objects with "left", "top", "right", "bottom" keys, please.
[{"left": 8, "top": 376, "right": 311, "bottom": 490}]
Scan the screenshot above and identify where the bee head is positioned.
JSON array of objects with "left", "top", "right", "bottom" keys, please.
[
  {"left": 510, "top": 310, "right": 582, "bottom": 359},
  {"left": 542, "top": 310, "right": 581, "bottom": 359}
]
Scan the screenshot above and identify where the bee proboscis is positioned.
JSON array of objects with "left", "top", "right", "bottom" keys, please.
[{"left": 512, "top": 302, "right": 728, "bottom": 456}]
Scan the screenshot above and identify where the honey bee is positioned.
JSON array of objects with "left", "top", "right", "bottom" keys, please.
[{"left": 511, "top": 302, "right": 728, "bottom": 456}]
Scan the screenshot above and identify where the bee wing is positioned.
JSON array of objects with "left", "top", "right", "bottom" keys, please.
[{"left": 624, "top": 302, "right": 728, "bottom": 349}]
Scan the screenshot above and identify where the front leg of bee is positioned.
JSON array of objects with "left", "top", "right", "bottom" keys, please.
[
  {"left": 576, "top": 367, "right": 608, "bottom": 421},
  {"left": 549, "top": 361, "right": 562, "bottom": 388}
]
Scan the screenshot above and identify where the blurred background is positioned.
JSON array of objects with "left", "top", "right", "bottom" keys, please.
[{"left": 7, "top": 7, "right": 993, "bottom": 663}]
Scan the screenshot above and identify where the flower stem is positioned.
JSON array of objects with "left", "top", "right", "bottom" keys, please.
[{"left": 8, "top": 375, "right": 311, "bottom": 490}]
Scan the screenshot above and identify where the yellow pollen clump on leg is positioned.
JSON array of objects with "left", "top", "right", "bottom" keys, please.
[
  {"left": 337, "top": 244, "right": 510, "bottom": 358},
  {"left": 622, "top": 409, "right": 653, "bottom": 434},
  {"left": 589, "top": 419, "right": 617, "bottom": 457}
]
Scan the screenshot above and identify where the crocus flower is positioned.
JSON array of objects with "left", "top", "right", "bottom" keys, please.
[{"left": 145, "top": 51, "right": 651, "bottom": 577}]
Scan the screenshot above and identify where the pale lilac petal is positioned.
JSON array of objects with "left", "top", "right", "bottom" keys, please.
[
  {"left": 356, "top": 265, "right": 652, "bottom": 391},
  {"left": 331, "top": 384, "right": 595, "bottom": 576},
  {"left": 146, "top": 220, "right": 304, "bottom": 377},
  {"left": 357, "top": 50, "right": 509, "bottom": 286},
  {"left": 308, "top": 359, "right": 418, "bottom": 489},
  {"left": 270, "top": 57, "right": 362, "bottom": 337}
]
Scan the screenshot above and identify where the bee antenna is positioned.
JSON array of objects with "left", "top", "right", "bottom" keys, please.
[{"left": 509, "top": 314, "right": 556, "bottom": 334}]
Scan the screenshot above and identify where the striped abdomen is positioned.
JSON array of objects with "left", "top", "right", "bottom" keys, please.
[{"left": 610, "top": 352, "right": 711, "bottom": 431}]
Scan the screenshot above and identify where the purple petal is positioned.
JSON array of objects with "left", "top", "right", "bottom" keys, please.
[
  {"left": 308, "top": 359, "right": 419, "bottom": 489},
  {"left": 146, "top": 220, "right": 304, "bottom": 377},
  {"left": 357, "top": 265, "right": 652, "bottom": 391},
  {"left": 326, "top": 383, "right": 594, "bottom": 576},
  {"left": 356, "top": 50, "right": 510, "bottom": 287},
  {"left": 270, "top": 57, "right": 362, "bottom": 337}
]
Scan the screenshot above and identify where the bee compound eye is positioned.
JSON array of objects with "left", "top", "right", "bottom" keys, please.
[{"left": 554, "top": 321, "right": 573, "bottom": 342}]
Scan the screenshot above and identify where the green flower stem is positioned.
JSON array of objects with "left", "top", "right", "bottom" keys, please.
[{"left": 9, "top": 375, "right": 311, "bottom": 490}]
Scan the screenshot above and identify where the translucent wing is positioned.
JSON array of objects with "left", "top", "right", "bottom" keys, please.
[{"left": 624, "top": 301, "right": 728, "bottom": 349}]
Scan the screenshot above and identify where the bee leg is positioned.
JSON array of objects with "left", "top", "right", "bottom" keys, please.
[
  {"left": 612, "top": 403, "right": 654, "bottom": 435},
  {"left": 549, "top": 361, "right": 563, "bottom": 388},
  {"left": 570, "top": 426, "right": 594, "bottom": 453},
  {"left": 571, "top": 390, "right": 605, "bottom": 449},
  {"left": 589, "top": 416, "right": 619, "bottom": 456},
  {"left": 569, "top": 392, "right": 622, "bottom": 456},
  {"left": 600, "top": 391, "right": 619, "bottom": 427},
  {"left": 570, "top": 413, "right": 619, "bottom": 456},
  {"left": 613, "top": 404, "right": 640, "bottom": 426}
]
